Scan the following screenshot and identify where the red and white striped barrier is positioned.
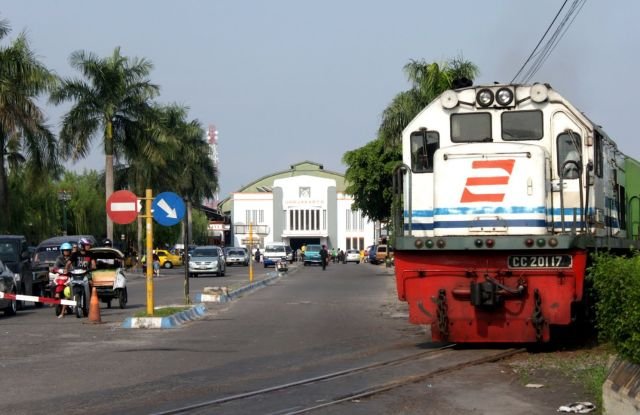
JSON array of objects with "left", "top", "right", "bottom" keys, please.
[{"left": 0, "top": 292, "right": 76, "bottom": 306}]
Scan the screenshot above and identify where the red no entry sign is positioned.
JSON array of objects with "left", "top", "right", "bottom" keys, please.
[{"left": 107, "top": 190, "right": 139, "bottom": 224}]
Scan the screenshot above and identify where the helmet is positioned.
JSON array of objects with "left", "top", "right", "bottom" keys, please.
[
  {"left": 78, "top": 237, "right": 92, "bottom": 249},
  {"left": 103, "top": 238, "right": 112, "bottom": 246},
  {"left": 60, "top": 242, "right": 72, "bottom": 251}
]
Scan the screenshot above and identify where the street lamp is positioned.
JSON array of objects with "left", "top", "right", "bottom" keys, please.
[{"left": 58, "top": 190, "right": 72, "bottom": 235}]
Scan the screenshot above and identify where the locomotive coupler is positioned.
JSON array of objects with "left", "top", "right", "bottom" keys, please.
[{"left": 470, "top": 276, "right": 526, "bottom": 308}]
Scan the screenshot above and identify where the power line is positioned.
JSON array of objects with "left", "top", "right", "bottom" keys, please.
[{"left": 511, "top": 0, "right": 586, "bottom": 84}]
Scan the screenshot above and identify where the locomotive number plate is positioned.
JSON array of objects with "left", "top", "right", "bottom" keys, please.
[{"left": 508, "top": 255, "right": 572, "bottom": 269}]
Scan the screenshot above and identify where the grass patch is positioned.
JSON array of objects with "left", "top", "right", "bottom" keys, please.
[{"left": 134, "top": 306, "right": 190, "bottom": 318}]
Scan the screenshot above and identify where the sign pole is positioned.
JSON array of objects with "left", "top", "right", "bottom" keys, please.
[
  {"left": 249, "top": 222, "right": 254, "bottom": 283},
  {"left": 183, "top": 203, "right": 190, "bottom": 304},
  {"left": 145, "top": 189, "right": 154, "bottom": 315}
]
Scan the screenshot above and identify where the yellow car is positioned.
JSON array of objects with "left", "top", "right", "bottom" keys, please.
[{"left": 142, "top": 249, "right": 183, "bottom": 269}]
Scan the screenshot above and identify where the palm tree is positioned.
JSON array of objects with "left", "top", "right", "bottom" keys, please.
[
  {"left": 50, "top": 46, "right": 160, "bottom": 240},
  {"left": 379, "top": 57, "right": 479, "bottom": 147},
  {"left": 117, "top": 104, "right": 217, "bottom": 258},
  {"left": 0, "top": 18, "right": 58, "bottom": 232},
  {"left": 156, "top": 105, "right": 217, "bottom": 245}
]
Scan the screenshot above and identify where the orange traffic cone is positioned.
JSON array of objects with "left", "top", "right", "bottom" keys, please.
[{"left": 88, "top": 286, "right": 102, "bottom": 323}]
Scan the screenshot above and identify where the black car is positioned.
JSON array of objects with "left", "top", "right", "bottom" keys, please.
[{"left": 0, "top": 235, "right": 48, "bottom": 307}]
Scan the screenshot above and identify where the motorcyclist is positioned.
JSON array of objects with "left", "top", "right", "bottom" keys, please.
[
  {"left": 54, "top": 242, "right": 74, "bottom": 273},
  {"left": 73, "top": 237, "right": 97, "bottom": 271},
  {"left": 53, "top": 242, "right": 73, "bottom": 318}
]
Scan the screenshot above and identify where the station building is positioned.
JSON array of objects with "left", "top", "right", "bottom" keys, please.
[{"left": 217, "top": 161, "right": 375, "bottom": 252}]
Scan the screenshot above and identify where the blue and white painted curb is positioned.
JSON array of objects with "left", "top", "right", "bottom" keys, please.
[
  {"left": 195, "top": 270, "right": 284, "bottom": 304},
  {"left": 122, "top": 303, "right": 207, "bottom": 329}
]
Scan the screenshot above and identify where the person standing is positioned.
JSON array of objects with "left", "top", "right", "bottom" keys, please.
[
  {"left": 152, "top": 251, "right": 160, "bottom": 277},
  {"left": 320, "top": 245, "right": 328, "bottom": 271},
  {"left": 254, "top": 248, "right": 261, "bottom": 263}
]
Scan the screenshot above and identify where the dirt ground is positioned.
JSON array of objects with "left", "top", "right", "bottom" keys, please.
[{"left": 369, "top": 344, "right": 610, "bottom": 415}]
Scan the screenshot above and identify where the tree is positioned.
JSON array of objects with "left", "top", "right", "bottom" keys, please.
[
  {"left": 343, "top": 56, "right": 478, "bottom": 224},
  {"left": 0, "top": 18, "right": 58, "bottom": 232},
  {"left": 342, "top": 138, "right": 400, "bottom": 222},
  {"left": 155, "top": 105, "right": 217, "bottom": 245},
  {"left": 379, "top": 57, "right": 479, "bottom": 147},
  {"left": 50, "top": 47, "right": 160, "bottom": 241}
]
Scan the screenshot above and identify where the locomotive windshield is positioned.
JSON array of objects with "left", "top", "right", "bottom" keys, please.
[
  {"left": 410, "top": 130, "right": 439, "bottom": 172},
  {"left": 502, "top": 110, "right": 543, "bottom": 140},
  {"left": 557, "top": 131, "right": 582, "bottom": 179},
  {"left": 451, "top": 113, "right": 491, "bottom": 142}
]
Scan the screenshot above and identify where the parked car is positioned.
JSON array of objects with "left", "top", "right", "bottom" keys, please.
[
  {"left": 367, "top": 245, "right": 378, "bottom": 264},
  {"left": 343, "top": 249, "right": 361, "bottom": 264},
  {"left": 188, "top": 246, "right": 226, "bottom": 277},
  {"left": 0, "top": 234, "right": 49, "bottom": 306},
  {"left": 225, "top": 248, "right": 249, "bottom": 266},
  {"left": 375, "top": 244, "right": 394, "bottom": 264},
  {"left": 303, "top": 244, "right": 323, "bottom": 266},
  {"left": 0, "top": 259, "right": 18, "bottom": 315},
  {"left": 285, "top": 246, "right": 293, "bottom": 263}
]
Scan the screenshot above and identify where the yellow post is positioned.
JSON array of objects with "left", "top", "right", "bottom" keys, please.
[
  {"left": 145, "top": 188, "right": 154, "bottom": 315},
  {"left": 249, "top": 222, "right": 254, "bottom": 283}
]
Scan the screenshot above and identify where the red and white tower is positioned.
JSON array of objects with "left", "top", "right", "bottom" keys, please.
[{"left": 205, "top": 124, "right": 219, "bottom": 208}]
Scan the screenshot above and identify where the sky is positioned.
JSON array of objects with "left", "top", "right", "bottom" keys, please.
[{"left": 2, "top": 1, "right": 638, "bottom": 199}]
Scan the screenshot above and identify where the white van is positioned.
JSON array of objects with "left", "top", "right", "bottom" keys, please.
[{"left": 263, "top": 242, "right": 289, "bottom": 266}]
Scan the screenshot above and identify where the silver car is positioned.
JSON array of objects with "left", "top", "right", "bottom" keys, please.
[
  {"left": 188, "top": 246, "right": 226, "bottom": 277},
  {"left": 0, "top": 259, "right": 17, "bottom": 315},
  {"left": 225, "top": 248, "right": 249, "bottom": 266}
]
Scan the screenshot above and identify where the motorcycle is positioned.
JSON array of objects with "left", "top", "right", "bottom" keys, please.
[
  {"left": 49, "top": 268, "right": 70, "bottom": 317},
  {"left": 49, "top": 267, "right": 90, "bottom": 318},
  {"left": 68, "top": 268, "right": 90, "bottom": 318}
]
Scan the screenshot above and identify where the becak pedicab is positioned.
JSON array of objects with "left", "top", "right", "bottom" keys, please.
[{"left": 90, "top": 247, "right": 128, "bottom": 309}]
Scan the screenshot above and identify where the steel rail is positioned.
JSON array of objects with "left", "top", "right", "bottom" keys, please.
[
  {"left": 283, "top": 348, "right": 525, "bottom": 415},
  {"left": 150, "top": 344, "right": 457, "bottom": 415}
]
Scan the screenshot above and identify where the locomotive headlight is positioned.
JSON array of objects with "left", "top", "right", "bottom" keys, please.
[
  {"left": 415, "top": 239, "right": 424, "bottom": 248},
  {"left": 496, "top": 88, "right": 514, "bottom": 106},
  {"left": 474, "top": 239, "right": 483, "bottom": 247},
  {"left": 476, "top": 89, "right": 494, "bottom": 107},
  {"left": 548, "top": 237, "right": 558, "bottom": 247},
  {"left": 536, "top": 238, "right": 546, "bottom": 247},
  {"left": 425, "top": 239, "right": 434, "bottom": 248},
  {"left": 436, "top": 239, "right": 446, "bottom": 248}
]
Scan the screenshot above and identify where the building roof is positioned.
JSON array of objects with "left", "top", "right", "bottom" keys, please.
[{"left": 218, "top": 161, "right": 346, "bottom": 213}]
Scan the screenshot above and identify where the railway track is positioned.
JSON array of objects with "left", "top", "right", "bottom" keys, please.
[{"left": 151, "top": 345, "right": 524, "bottom": 415}]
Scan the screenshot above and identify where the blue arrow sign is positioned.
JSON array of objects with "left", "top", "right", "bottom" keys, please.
[{"left": 152, "top": 192, "right": 186, "bottom": 226}]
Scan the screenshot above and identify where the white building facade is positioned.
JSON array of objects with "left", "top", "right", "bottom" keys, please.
[{"left": 220, "top": 162, "right": 375, "bottom": 252}]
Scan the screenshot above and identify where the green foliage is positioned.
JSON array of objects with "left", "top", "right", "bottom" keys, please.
[
  {"left": 191, "top": 210, "right": 211, "bottom": 245},
  {"left": 342, "top": 139, "right": 401, "bottom": 222},
  {"left": 589, "top": 252, "right": 640, "bottom": 364},
  {"left": 343, "top": 56, "right": 478, "bottom": 221}
]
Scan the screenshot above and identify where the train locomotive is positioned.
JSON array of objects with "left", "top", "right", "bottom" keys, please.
[{"left": 392, "top": 82, "right": 640, "bottom": 343}]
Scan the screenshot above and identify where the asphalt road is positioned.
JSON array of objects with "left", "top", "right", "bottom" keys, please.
[{"left": 0, "top": 261, "right": 591, "bottom": 414}]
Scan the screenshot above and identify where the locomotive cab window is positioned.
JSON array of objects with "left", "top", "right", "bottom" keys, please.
[
  {"left": 557, "top": 131, "right": 582, "bottom": 179},
  {"left": 451, "top": 113, "right": 491, "bottom": 143},
  {"left": 410, "top": 130, "right": 439, "bottom": 173},
  {"left": 502, "top": 110, "right": 543, "bottom": 141}
]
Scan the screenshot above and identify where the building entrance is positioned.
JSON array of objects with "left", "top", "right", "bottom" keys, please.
[{"left": 289, "top": 237, "right": 320, "bottom": 250}]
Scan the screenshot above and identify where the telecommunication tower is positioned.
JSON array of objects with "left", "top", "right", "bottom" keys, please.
[{"left": 206, "top": 124, "right": 219, "bottom": 208}]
